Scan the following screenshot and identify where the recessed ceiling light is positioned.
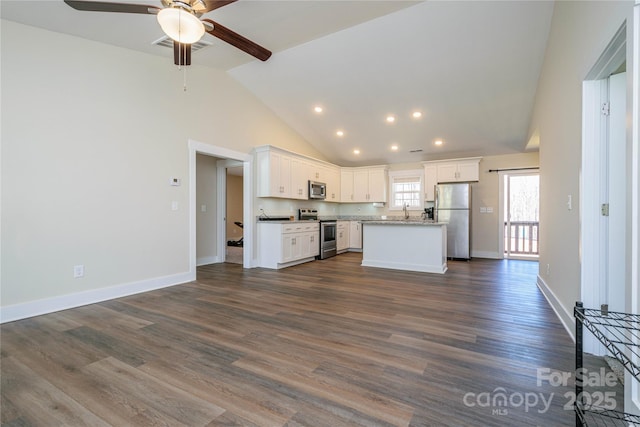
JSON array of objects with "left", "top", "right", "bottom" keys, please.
[
  {"left": 434, "top": 139, "right": 444, "bottom": 146},
  {"left": 314, "top": 106, "right": 323, "bottom": 113},
  {"left": 353, "top": 149, "right": 360, "bottom": 155},
  {"left": 412, "top": 111, "right": 422, "bottom": 119},
  {"left": 386, "top": 115, "right": 396, "bottom": 123},
  {"left": 391, "top": 144, "right": 399, "bottom": 151},
  {"left": 336, "top": 130, "right": 344, "bottom": 137}
]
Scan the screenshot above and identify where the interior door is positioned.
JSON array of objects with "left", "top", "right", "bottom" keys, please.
[{"left": 606, "top": 72, "right": 626, "bottom": 313}]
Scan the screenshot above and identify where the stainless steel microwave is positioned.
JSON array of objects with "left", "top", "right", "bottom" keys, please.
[{"left": 308, "top": 180, "right": 326, "bottom": 200}]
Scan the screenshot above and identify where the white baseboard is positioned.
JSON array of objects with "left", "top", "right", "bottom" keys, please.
[
  {"left": 197, "top": 256, "right": 220, "bottom": 266},
  {"left": 361, "top": 259, "right": 447, "bottom": 274},
  {"left": 1, "top": 271, "right": 193, "bottom": 324},
  {"left": 471, "top": 250, "right": 502, "bottom": 259},
  {"left": 536, "top": 274, "right": 575, "bottom": 341}
]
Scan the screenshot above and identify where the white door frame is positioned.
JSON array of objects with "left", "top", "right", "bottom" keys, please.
[
  {"left": 581, "top": 16, "right": 640, "bottom": 414},
  {"left": 188, "top": 139, "right": 254, "bottom": 280},
  {"left": 581, "top": 22, "right": 627, "bottom": 354},
  {"left": 629, "top": 0, "right": 640, "bottom": 414}
]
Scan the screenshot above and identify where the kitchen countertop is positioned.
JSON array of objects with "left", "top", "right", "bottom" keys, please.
[
  {"left": 362, "top": 220, "right": 444, "bottom": 226},
  {"left": 257, "top": 219, "right": 319, "bottom": 224}
]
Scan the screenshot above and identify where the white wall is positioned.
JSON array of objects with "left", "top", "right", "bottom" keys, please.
[
  {"left": 0, "top": 20, "right": 323, "bottom": 317},
  {"left": 528, "top": 1, "right": 635, "bottom": 325}
]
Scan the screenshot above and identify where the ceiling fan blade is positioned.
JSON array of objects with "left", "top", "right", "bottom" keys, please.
[
  {"left": 64, "top": 0, "right": 160, "bottom": 14},
  {"left": 202, "top": 19, "right": 271, "bottom": 62},
  {"left": 201, "top": 0, "right": 237, "bottom": 13},
  {"left": 173, "top": 41, "right": 191, "bottom": 66}
]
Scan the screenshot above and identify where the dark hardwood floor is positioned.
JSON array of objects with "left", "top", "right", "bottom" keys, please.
[{"left": 1, "top": 254, "right": 617, "bottom": 426}]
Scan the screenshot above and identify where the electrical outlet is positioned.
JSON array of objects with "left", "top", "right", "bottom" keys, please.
[
  {"left": 73, "top": 265, "right": 84, "bottom": 278},
  {"left": 546, "top": 264, "right": 550, "bottom": 276}
]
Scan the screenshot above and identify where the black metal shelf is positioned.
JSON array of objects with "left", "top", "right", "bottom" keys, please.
[
  {"left": 575, "top": 302, "right": 640, "bottom": 427},
  {"left": 576, "top": 402, "right": 640, "bottom": 426}
]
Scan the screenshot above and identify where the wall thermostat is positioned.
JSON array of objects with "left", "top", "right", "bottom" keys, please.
[{"left": 170, "top": 178, "right": 181, "bottom": 186}]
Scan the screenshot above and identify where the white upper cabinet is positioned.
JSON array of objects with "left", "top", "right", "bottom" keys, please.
[
  {"left": 455, "top": 159, "right": 480, "bottom": 182},
  {"left": 256, "top": 146, "right": 388, "bottom": 203},
  {"left": 290, "top": 157, "right": 309, "bottom": 200},
  {"left": 324, "top": 166, "right": 341, "bottom": 202},
  {"left": 423, "top": 164, "right": 438, "bottom": 202},
  {"left": 342, "top": 166, "right": 388, "bottom": 203},
  {"left": 257, "top": 149, "right": 292, "bottom": 198},
  {"left": 340, "top": 169, "right": 354, "bottom": 202},
  {"left": 256, "top": 146, "right": 340, "bottom": 201},
  {"left": 367, "top": 167, "right": 387, "bottom": 202},
  {"left": 423, "top": 157, "right": 481, "bottom": 186},
  {"left": 353, "top": 169, "right": 370, "bottom": 202}
]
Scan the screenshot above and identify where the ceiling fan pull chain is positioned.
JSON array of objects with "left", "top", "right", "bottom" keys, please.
[{"left": 183, "top": 65, "right": 188, "bottom": 92}]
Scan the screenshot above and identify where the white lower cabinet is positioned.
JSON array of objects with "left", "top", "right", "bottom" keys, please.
[
  {"left": 337, "top": 221, "right": 350, "bottom": 253},
  {"left": 259, "top": 222, "right": 319, "bottom": 269},
  {"left": 349, "top": 221, "right": 363, "bottom": 250}
]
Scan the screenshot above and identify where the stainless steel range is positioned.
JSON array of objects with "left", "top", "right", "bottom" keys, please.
[
  {"left": 318, "top": 220, "right": 337, "bottom": 259},
  {"left": 298, "top": 209, "right": 337, "bottom": 260}
]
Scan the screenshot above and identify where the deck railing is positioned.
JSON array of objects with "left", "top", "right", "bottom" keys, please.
[{"left": 505, "top": 221, "right": 539, "bottom": 256}]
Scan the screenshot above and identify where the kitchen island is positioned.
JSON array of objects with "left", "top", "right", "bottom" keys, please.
[{"left": 361, "top": 221, "right": 447, "bottom": 274}]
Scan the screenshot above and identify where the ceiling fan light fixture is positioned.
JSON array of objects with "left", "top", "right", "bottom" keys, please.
[{"left": 157, "top": 7, "right": 205, "bottom": 44}]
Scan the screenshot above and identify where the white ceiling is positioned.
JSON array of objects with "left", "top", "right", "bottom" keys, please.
[{"left": 1, "top": 0, "right": 553, "bottom": 166}]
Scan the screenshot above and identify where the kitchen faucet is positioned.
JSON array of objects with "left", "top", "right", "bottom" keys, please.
[{"left": 403, "top": 204, "right": 409, "bottom": 219}]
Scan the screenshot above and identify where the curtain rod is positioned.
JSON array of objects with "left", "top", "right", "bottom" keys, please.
[{"left": 488, "top": 167, "right": 540, "bottom": 173}]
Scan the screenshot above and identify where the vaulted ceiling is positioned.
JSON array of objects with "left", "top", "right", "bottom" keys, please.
[{"left": 1, "top": 0, "right": 553, "bottom": 166}]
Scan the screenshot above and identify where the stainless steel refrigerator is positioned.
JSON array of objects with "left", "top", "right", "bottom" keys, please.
[{"left": 435, "top": 183, "right": 471, "bottom": 259}]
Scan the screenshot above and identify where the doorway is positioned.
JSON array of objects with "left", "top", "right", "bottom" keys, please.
[
  {"left": 503, "top": 172, "right": 540, "bottom": 260},
  {"left": 188, "top": 139, "right": 253, "bottom": 277}
]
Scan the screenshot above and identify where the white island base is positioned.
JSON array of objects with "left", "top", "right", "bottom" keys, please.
[{"left": 361, "top": 221, "right": 447, "bottom": 274}]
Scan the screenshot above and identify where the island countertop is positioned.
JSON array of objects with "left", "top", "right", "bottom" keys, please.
[{"left": 361, "top": 220, "right": 445, "bottom": 226}]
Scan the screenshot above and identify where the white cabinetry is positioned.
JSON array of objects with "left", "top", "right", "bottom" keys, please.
[
  {"left": 423, "top": 164, "right": 438, "bottom": 202},
  {"left": 340, "top": 169, "right": 354, "bottom": 202},
  {"left": 341, "top": 166, "right": 388, "bottom": 203},
  {"left": 337, "top": 221, "right": 350, "bottom": 253},
  {"left": 257, "top": 150, "right": 292, "bottom": 198},
  {"left": 367, "top": 168, "right": 387, "bottom": 202},
  {"left": 349, "top": 221, "right": 363, "bottom": 250},
  {"left": 258, "top": 222, "right": 319, "bottom": 269},
  {"left": 324, "top": 166, "right": 341, "bottom": 202},
  {"left": 290, "top": 157, "right": 309, "bottom": 199},
  {"left": 256, "top": 146, "right": 340, "bottom": 202},
  {"left": 455, "top": 160, "right": 480, "bottom": 182},
  {"left": 429, "top": 158, "right": 481, "bottom": 183}
]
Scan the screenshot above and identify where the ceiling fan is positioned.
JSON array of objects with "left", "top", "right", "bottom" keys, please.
[{"left": 64, "top": 0, "right": 272, "bottom": 66}]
